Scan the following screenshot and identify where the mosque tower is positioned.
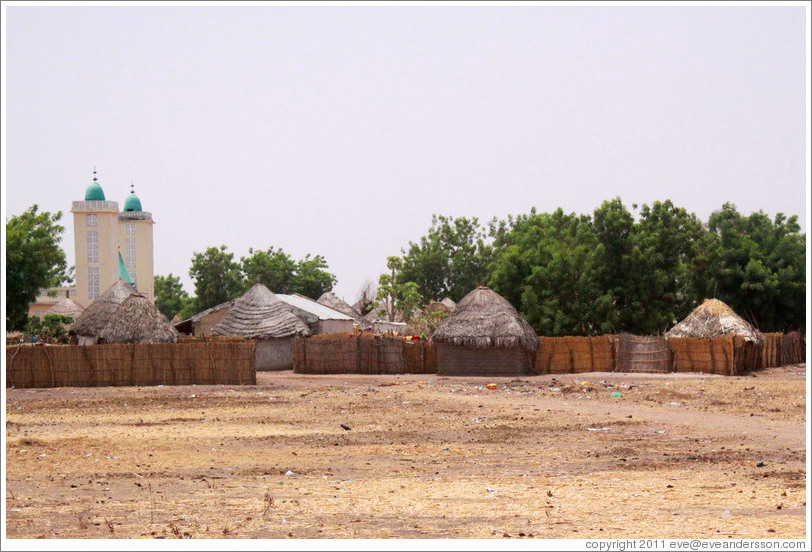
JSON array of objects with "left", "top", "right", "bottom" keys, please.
[{"left": 71, "top": 170, "right": 154, "bottom": 307}]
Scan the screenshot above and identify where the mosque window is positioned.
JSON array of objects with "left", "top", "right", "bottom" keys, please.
[
  {"left": 88, "top": 267, "right": 99, "bottom": 300},
  {"left": 125, "top": 238, "right": 137, "bottom": 274},
  {"left": 87, "top": 231, "right": 98, "bottom": 263},
  {"left": 125, "top": 223, "right": 136, "bottom": 236},
  {"left": 87, "top": 214, "right": 97, "bottom": 227}
]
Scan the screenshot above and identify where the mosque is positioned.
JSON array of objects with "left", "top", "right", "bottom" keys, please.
[{"left": 28, "top": 171, "right": 155, "bottom": 316}]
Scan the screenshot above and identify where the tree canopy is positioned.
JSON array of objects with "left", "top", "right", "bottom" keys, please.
[
  {"left": 384, "top": 200, "right": 805, "bottom": 335},
  {"left": 154, "top": 273, "right": 191, "bottom": 321},
  {"left": 5, "top": 205, "right": 71, "bottom": 331}
]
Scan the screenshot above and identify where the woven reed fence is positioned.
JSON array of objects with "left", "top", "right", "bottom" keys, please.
[
  {"left": 615, "top": 334, "right": 672, "bottom": 373},
  {"left": 534, "top": 335, "right": 615, "bottom": 374},
  {"left": 6, "top": 340, "right": 256, "bottom": 388},
  {"left": 668, "top": 337, "right": 735, "bottom": 375},
  {"left": 762, "top": 332, "right": 806, "bottom": 368},
  {"left": 293, "top": 334, "right": 436, "bottom": 375}
]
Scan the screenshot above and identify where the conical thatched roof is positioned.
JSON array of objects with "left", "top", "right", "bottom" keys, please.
[
  {"left": 317, "top": 292, "right": 365, "bottom": 323},
  {"left": 44, "top": 297, "right": 85, "bottom": 320},
  {"left": 70, "top": 279, "right": 136, "bottom": 337},
  {"left": 98, "top": 292, "right": 178, "bottom": 344},
  {"left": 212, "top": 283, "right": 311, "bottom": 339},
  {"left": 433, "top": 287, "right": 538, "bottom": 351},
  {"left": 440, "top": 297, "right": 457, "bottom": 310},
  {"left": 666, "top": 298, "right": 763, "bottom": 343}
]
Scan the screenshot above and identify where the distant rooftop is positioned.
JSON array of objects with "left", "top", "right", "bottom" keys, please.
[{"left": 277, "top": 293, "right": 354, "bottom": 321}]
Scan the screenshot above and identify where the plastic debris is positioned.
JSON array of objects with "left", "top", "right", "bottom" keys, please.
[
  {"left": 610, "top": 392, "right": 622, "bottom": 397},
  {"left": 284, "top": 470, "right": 294, "bottom": 476},
  {"left": 486, "top": 383, "right": 498, "bottom": 390},
  {"left": 587, "top": 427, "right": 611, "bottom": 431}
]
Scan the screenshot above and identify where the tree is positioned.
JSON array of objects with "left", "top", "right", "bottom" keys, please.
[
  {"left": 154, "top": 273, "right": 191, "bottom": 321},
  {"left": 399, "top": 214, "right": 493, "bottom": 303},
  {"left": 374, "top": 256, "right": 422, "bottom": 321},
  {"left": 5, "top": 205, "right": 70, "bottom": 330},
  {"left": 241, "top": 247, "right": 297, "bottom": 293},
  {"left": 698, "top": 203, "right": 805, "bottom": 332},
  {"left": 489, "top": 208, "right": 604, "bottom": 336},
  {"left": 631, "top": 200, "right": 706, "bottom": 334},
  {"left": 188, "top": 245, "right": 243, "bottom": 312},
  {"left": 354, "top": 279, "right": 377, "bottom": 316},
  {"left": 291, "top": 254, "right": 337, "bottom": 299},
  {"left": 24, "top": 314, "right": 73, "bottom": 344}
]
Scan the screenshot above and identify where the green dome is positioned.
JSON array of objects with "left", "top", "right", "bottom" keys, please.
[
  {"left": 84, "top": 177, "right": 106, "bottom": 201},
  {"left": 123, "top": 193, "right": 142, "bottom": 212}
]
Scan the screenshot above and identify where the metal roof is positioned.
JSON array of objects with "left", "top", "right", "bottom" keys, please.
[{"left": 277, "top": 294, "right": 354, "bottom": 321}]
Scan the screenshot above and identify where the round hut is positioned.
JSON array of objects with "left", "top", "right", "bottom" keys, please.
[
  {"left": 666, "top": 298, "right": 763, "bottom": 374},
  {"left": 70, "top": 279, "right": 135, "bottom": 345},
  {"left": 433, "top": 286, "right": 538, "bottom": 376},
  {"left": 317, "top": 292, "right": 366, "bottom": 325},
  {"left": 43, "top": 297, "right": 86, "bottom": 330},
  {"left": 212, "top": 283, "right": 311, "bottom": 371},
  {"left": 666, "top": 298, "right": 763, "bottom": 342},
  {"left": 98, "top": 292, "right": 179, "bottom": 344}
]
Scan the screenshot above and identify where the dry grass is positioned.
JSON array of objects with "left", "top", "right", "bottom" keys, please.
[{"left": 5, "top": 365, "right": 806, "bottom": 539}]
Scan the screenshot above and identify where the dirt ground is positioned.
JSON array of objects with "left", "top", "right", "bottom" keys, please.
[{"left": 4, "top": 364, "right": 808, "bottom": 540}]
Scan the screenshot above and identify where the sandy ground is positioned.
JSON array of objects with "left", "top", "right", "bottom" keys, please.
[{"left": 4, "top": 364, "right": 808, "bottom": 540}]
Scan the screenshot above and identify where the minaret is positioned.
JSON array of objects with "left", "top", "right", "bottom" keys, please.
[
  {"left": 117, "top": 182, "right": 155, "bottom": 301},
  {"left": 71, "top": 169, "right": 120, "bottom": 307}
]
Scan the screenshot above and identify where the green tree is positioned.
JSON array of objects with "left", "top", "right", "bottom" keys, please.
[
  {"left": 241, "top": 246, "right": 297, "bottom": 293},
  {"left": 154, "top": 273, "right": 191, "bottom": 321},
  {"left": 25, "top": 314, "right": 73, "bottom": 344},
  {"left": 699, "top": 203, "right": 805, "bottom": 332},
  {"left": 5, "top": 205, "right": 71, "bottom": 330},
  {"left": 188, "top": 245, "right": 243, "bottom": 312},
  {"left": 374, "top": 256, "right": 422, "bottom": 321},
  {"left": 489, "top": 208, "right": 604, "bottom": 336},
  {"left": 631, "top": 200, "right": 707, "bottom": 334},
  {"left": 291, "top": 254, "right": 337, "bottom": 299},
  {"left": 399, "top": 214, "right": 493, "bottom": 303}
]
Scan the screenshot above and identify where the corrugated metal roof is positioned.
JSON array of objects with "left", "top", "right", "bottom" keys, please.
[{"left": 277, "top": 294, "right": 354, "bottom": 321}]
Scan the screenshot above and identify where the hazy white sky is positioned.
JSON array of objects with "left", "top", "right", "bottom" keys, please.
[{"left": 3, "top": 2, "right": 809, "bottom": 302}]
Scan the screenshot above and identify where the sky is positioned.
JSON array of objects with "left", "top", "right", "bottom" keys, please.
[{"left": 3, "top": 2, "right": 809, "bottom": 303}]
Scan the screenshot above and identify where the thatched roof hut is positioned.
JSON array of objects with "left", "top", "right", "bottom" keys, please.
[
  {"left": 212, "top": 283, "right": 310, "bottom": 340},
  {"left": 317, "top": 292, "right": 365, "bottom": 324},
  {"left": 433, "top": 287, "right": 538, "bottom": 350},
  {"left": 212, "top": 284, "right": 311, "bottom": 371},
  {"left": 433, "top": 287, "right": 538, "bottom": 376},
  {"left": 70, "top": 279, "right": 135, "bottom": 343},
  {"left": 44, "top": 297, "right": 85, "bottom": 320},
  {"left": 440, "top": 297, "right": 457, "bottom": 311},
  {"left": 666, "top": 298, "right": 763, "bottom": 343},
  {"left": 98, "top": 292, "right": 179, "bottom": 344}
]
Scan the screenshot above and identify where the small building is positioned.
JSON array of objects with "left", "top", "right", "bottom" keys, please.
[
  {"left": 174, "top": 300, "right": 235, "bottom": 337},
  {"left": 433, "top": 286, "right": 538, "bottom": 377},
  {"left": 277, "top": 293, "right": 354, "bottom": 335},
  {"left": 70, "top": 279, "right": 136, "bottom": 345},
  {"left": 317, "top": 292, "right": 367, "bottom": 326},
  {"left": 211, "top": 283, "right": 311, "bottom": 371},
  {"left": 666, "top": 298, "right": 763, "bottom": 342},
  {"left": 98, "top": 292, "right": 178, "bottom": 344},
  {"left": 27, "top": 287, "right": 78, "bottom": 319},
  {"left": 666, "top": 298, "right": 764, "bottom": 374}
]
